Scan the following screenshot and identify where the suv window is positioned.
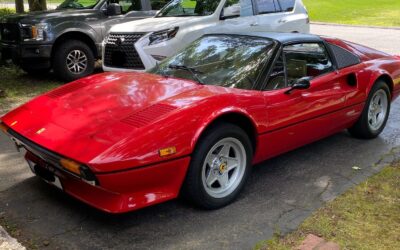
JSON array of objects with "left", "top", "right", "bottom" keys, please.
[
  {"left": 224, "top": 0, "right": 254, "bottom": 16},
  {"left": 255, "top": 0, "right": 279, "bottom": 14},
  {"left": 277, "top": 0, "right": 295, "bottom": 12},
  {"left": 156, "top": 0, "right": 220, "bottom": 17},
  {"left": 120, "top": 0, "right": 142, "bottom": 12},
  {"left": 150, "top": 0, "right": 169, "bottom": 9},
  {"left": 265, "top": 43, "right": 334, "bottom": 90}
]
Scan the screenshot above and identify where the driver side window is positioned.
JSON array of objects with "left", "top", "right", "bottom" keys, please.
[{"left": 265, "top": 43, "right": 334, "bottom": 90}]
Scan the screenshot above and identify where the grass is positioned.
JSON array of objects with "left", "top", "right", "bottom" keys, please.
[
  {"left": 0, "top": 65, "right": 62, "bottom": 114},
  {"left": 255, "top": 161, "right": 400, "bottom": 250},
  {"left": 303, "top": 0, "right": 400, "bottom": 27},
  {"left": 0, "top": 8, "right": 15, "bottom": 17}
]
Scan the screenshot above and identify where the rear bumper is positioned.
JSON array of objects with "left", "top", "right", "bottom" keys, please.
[{"left": 1, "top": 41, "right": 52, "bottom": 69}]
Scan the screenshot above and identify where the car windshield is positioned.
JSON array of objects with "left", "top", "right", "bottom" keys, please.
[
  {"left": 156, "top": 0, "right": 220, "bottom": 17},
  {"left": 149, "top": 35, "right": 274, "bottom": 90},
  {"left": 58, "top": 0, "right": 100, "bottom": 9}
]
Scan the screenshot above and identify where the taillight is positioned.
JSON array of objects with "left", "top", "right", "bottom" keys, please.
[
  {"left": 60, "top": 158, "right": 97, "bottom": 185},
  {"left": 0, "top": 122, "right": 9, "bottom": 134}
]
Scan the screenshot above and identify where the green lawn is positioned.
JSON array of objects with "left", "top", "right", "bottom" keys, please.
[
  {"left": 0, "top": 66, "right": 62, "bottom": 114},
  {"left": 255, "top": 161, "right": 400, "bottom": 250},
  {"left": 303, "top": 0, "right": 400, "bottom": 27}
]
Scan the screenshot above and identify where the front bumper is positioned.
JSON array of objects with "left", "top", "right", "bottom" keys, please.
[
  {"left": 4, "top": 126, "right": 190, "bottom": 213},
  {"left": 1, "top": 41, "right": 52, "bottom": 69},
  {"left": 102, "top": 33, "right": 181, "bottom": 72}
]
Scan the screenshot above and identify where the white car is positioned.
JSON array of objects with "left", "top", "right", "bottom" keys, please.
[{"left": 103, "top": 0, "right": 310, "bottom": 72}]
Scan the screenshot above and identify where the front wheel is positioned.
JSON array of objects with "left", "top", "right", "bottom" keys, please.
[
  {"left": 53, "top": 40, "right": 95, "bottom": 82},
  {"left": 183, "top": 123, "right": 253, "bottom": 209},
  {"left": 349, "top": 80, "right": 391, "bottom": 139}
]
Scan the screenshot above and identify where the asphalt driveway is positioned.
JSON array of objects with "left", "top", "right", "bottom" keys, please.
[{"left": 1, "top": 24, "right": 400, "bottom": 250}]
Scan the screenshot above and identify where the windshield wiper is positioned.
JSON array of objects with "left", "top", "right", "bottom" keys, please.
[{"left": 168, "top": 64, "right": 204, "bottom": 85}]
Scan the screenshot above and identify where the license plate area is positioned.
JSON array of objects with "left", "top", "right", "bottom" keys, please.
[{"left": 29, "top": 161, "right": 63, "bottom": 190}]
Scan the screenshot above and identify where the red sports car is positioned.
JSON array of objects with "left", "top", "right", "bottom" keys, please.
[{"left": 1, "top": 33, "right": 399, "bottom": 213}]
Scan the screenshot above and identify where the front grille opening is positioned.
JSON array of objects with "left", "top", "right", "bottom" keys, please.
[
  {"left": 104, "top": 33, "right": 146, "bottom": 70},
  {"left": 0, "top": 23, "right": 20, "bottom": 42},
  {"left": 111, "top": 51, "right": 127, "bottom": 68}
]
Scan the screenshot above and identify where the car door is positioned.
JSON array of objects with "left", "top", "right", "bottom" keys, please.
[
  {"left": 219, "top": 0, "right": 260, "bottom": 33},
  {"left": 250, "top": 0, "right": 284, "bottom": 32},
  {"left": 252, "top": 0, "right": 306, "bottom": 33},
  {"left": 258, "top": 42, "right": 360, "bottom": 159}
]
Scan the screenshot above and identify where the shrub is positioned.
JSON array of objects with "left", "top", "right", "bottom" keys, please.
[{"left": 0, "top": 8, "right": 15, "bottom": 18}]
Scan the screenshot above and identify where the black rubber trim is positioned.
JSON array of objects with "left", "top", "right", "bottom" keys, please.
[
  {"left": 95, "top": 154, "right": 191, "bottom": 175},
  {"left": 6, "top": 126, "right": 191, "bottom": 176},
  {"left": 6, "top": 128, "right": 87, "bottom": 180},
  {"left": 259, "top": 101, "right": 366, "bottom": 135}
]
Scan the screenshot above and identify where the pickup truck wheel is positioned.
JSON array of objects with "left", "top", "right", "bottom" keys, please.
[{"left": 53, "top": 40, "right": 95, "bottom": 82}]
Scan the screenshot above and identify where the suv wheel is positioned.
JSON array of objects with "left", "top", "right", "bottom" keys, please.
[{"left": 53, "top": 40, "right": 95, "bottom": 82}]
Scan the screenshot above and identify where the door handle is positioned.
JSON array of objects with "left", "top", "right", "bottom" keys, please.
[
  {"left": 278, "top": 19, "right": 287, "bottom": 23},
  {"left": 250, "top": 23, "right": 259, "bottom": 27}
]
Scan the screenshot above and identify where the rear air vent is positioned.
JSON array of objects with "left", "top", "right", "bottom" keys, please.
[
  {"left": 47, "top": 82, "right": 87, "bottom": 98},
  {"left": 121, "top": 104, "right": 176, "bottom": 128}
]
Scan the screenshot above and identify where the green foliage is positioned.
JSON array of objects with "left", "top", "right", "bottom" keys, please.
[
  {"left": 255, "top": 162, "right": 400, "bottom": 250},
  {"left": 303, "top": 0, "right": 400, "bottom": 27},
  {"left": 0, "top": 66, "right": 61, "bottom": 113},
  {"left": 0, "top": 8, "right": 15, "bottom": 18}
]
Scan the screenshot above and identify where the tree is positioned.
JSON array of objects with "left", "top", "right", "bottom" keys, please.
[
  {"left": 15, "top": 0, "right": 24, "bottom": 13},
  {"left": 28, "top": 0, "right": 47, "bottom": 11}
]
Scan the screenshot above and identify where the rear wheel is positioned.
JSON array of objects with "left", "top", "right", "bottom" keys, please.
[
  {"left": 349, "top": 80, "right": 391, "bottom": 139},
  {"left": 183, "top": 123, "right": 253, "bottom": 209},
  {"left": 53, "top": 39, "right": 95, "bottom": 82}
]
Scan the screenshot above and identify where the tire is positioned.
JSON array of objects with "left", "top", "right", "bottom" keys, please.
[
  {"left": 183, "top": 123, "right": 253, "bottom": 209},
  {"left": 348, "top": 80, "right": 391, "bottom": 139},
  {"left": 53, "top": 39, "right": 95, "bottom": 82}
]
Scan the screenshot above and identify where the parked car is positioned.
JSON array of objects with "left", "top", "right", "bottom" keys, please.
[
  {"left": 103, "top": 0, "right": 310, "bottom": 72},
  {"left": 0, "top": 0, "right": 168, "bottom": 81},
  {"left": 2, "top": 32, "right": 399, "bottom": 213}
]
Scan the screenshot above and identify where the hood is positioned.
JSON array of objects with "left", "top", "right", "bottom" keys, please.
[
  {"left": 110, "top": 16, "right": 203, "bottom": 33},
  {"left": 1, "top": 72, "right": 201, "bottom": 164},
  {"left": 1, "top": 9, "right": 101, "bottom": 24}
]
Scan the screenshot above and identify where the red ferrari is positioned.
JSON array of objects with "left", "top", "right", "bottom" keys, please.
[{"left": 1, "top": 33, "right": 399, "bottom": 213}]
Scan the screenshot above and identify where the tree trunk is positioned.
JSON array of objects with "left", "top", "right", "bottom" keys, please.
[
  {"left": 39, "top": 0, "right": 47, "bottom": 10},
  {"left": 28, "top": 0, "right": 43, "bottom": 11},
  {"left": 15, "top": 0, "right": 24, "bottom": 13}
]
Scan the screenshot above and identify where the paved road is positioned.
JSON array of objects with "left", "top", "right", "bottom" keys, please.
[
  {"left": 0, "top": 24, "right": 400, "bottom": 249},
  {"left": 311, "top": 23, "right": 400, "bottom": 55}
]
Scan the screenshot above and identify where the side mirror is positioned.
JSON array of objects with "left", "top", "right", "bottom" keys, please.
[
  {"left": 221, "top": 5, "right": 240, "bottom": 20},
  {"left": 284, "top": 77, "right": 311, "bottom": 94},
  {"left": 106, "top": 3, "right": 122, "bottom": 16}
]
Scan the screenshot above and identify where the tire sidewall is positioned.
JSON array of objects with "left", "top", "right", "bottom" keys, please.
[
  {"left": 53, "top": 40, "right": 95, "bottom": 82},
  {"left": 187, "top": 123, "right": 253, "bottom": 209},
  {"left": 364, "top": 81, "right": 391, "bottom": 137}
]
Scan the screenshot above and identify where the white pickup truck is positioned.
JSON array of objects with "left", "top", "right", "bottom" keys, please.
[{"left": 103, "top": 0, "right": 310, "bottom": 72}]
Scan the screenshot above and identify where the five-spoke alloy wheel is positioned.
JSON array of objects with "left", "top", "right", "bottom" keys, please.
[
  {"left": 183, "top": 123, "right": 253, "bottom": 209},
  {"left": 349, "top": 80, "right": 391, "bottom": 139}
]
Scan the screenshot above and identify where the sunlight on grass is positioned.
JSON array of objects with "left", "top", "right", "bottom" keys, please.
[
  {"left": 255, "top": 162, "right": 400, "bottom": 250},
  {"left": 303, "top": 0, "right": 400, "bottom": 27},
  {"left": 0, "top": 66, "right": 62, "bottom": 113}
]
